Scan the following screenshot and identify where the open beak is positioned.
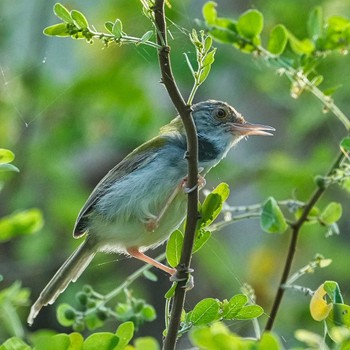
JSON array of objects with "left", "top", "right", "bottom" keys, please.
[{"left": 230, "top": 122, "right": 275, "bottom": 136}]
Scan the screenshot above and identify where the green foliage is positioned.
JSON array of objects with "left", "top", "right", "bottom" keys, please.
[
  {"left": 43, "top": 3, "right": 157, "bottom": 48},
  {"left": 0, "top": 149, "right": 19, "bottom": 173},
  {"left": 260, "top": 197, "right": 288, "bottom": 234},
  {"left": 0, "top": 209, "right": 44, "bottom": 242}
]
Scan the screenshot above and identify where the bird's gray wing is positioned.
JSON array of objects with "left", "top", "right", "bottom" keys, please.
[{"left": 73, "top": 138, "right": 163, "bottom": 237}]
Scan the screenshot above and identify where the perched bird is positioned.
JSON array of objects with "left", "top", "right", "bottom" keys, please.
[{"left": 28, "top": 100, "right": 274, "bottom": 325}]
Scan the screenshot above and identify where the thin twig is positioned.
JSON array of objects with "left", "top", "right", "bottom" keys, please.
[
  {"left": 265, "top": 152, "right": 345, "bottom": 331},
  {"left": 152, "top": 1, "right": 199, "bottom": 349}
]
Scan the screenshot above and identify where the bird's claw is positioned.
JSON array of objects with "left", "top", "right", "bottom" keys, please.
[
  {"left": 170, "top": 266, "right": 194, "bottom": 290},
  {"left": 182, "top": 175, "right": 206, "bottom": 193}
]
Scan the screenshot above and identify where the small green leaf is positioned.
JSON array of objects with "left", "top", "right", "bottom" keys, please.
[
  {"left": 287, "top": 31, "right": 315, "bottom": 55},
  {"left": 320, "top": 202, "right": 342, "bottom": 225},
  {"left": 53, "top": 3, "right": 72, "bottom": 23},
  {"left": 134, "top": 337, "right": 159, "bottom": 350},
  {"left": 115, "top": 322, "right": 134, "bottom": 349},
  {"left": 259, "top": 332, "right": 282, "bottom": 350},
  {"left": 0, "top": 337, "right": 31, "bottom": 350},
  {"left": 104, "top": 21, "right": 114, "bottom": 34},
  {"left": 140, "top": 30, "right": 153, "bottom": 43},
  {"left": 0, "top": 208, "right": 44, "bottom": 242},
  {"left": 68, "top": 333, "right": 84, "bottom": 350},
  {"left": 202, "top": 1, "right": 218, "bottom": 25},
  {"left": 141, "top": 305, "right": 157, "bottom": 322},
  {"left": 237, "top": 9, "right": 264, "bottom": 39},
  {"left": 268, "top": 24, "right": 288, "bottom": 55},
  {"left": 189, "top": 298, "right": 220, "bottom": 325},
  {"left": 84, "top": 332, "right": 119, "bottom": 350},
  {"left": 0, "top": 163, "right": 19, "bottom": 173},
  {"left": 56, "top": 303, "right": 76, "bottom": 327},
  {"left": 43, "top": 23, "right": 70, "bottom": 37},
  {"left": 143, "top": 270, "right": 158, "bottom": 282},
  {"left": 340, "top": 136, "right": 350, "bottom": 151},
  {"left": 0, "top": 148, "right": 15, "bottom": 164},
  {"left": 71, "top": 10, "right": 88, "bottom": 29},
  {"left": 112, "top": 19, "right": 123, "bottom": 39},
  {"left": 308, "top": 7, "right": 323, "bottom": 39},
  {"left": 199, "top": 183, "right": 230, "bottom": 228},
  {"left": 193, "top": 229, "right": 211, "bottom": 253},
  {"left": 324, "top": 281, "right": 344, "bottom": 304},
  {"left": 260, "top": 197, "right": 288, "bottom": 233},
  {"left": 222, "top": 294, "right": 248, "bottom": 319},
  {"left": 235, "top": 305, "right": 264, "bottom": 320},
  {"left": 204, "top": 35, "right": 213, "bottom": 52},
  {"left": 165, "top": 282, "right": 177, "bottom": 299},
  {"left": 166, "top": 230, "right": 183, "bottom": 268}
]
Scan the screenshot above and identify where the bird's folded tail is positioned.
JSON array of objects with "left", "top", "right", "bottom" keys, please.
[{"left": 27, "top": 239, "right": 96, "bottom": 325}]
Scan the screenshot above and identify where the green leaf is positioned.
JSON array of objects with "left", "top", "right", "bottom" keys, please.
[
  {"left": 164, "top": 282, "right": 177, "bottom": 299},
  {"left": 43, "top": 23, "right": 70, "bottom": 37},
  {"left": 308, "top": 7, "right": 323, "bottom": 39},
  {"left": 202, "top": 1, "right": 218, "bottom": 25},
  {"left": 0, "top": 163, "right": 19, "bottom": 173},
  {"left": 324, "top": 281, "right": 344, "bottom": 304},
  {"left": 165, "top": 230, "right": 183, "bottom": 268},
  {"left": 0, "top": 149, "right": 15, "bottom": 164},
  {"left": 0, "top": 337, "right": 31, "bottom": 350},
  {"left": 83, "top": 333, "right": 119, "bottom": 350},
  {"left": 141, "top": 305, "right": 156, "bottom": 322},
  {"left": 56, "top": 304, "right": 76, "bottom": 327},
  {"left": 327, "top": 303, "right": 350, "bottom": 329},
  {"left": 193, "top": 230, "right": 211, "bottom": 253},
  {"left": 237, "top": 9, "right": 264, "bottom": 39},
  {"left": 71, "top": 10, "right": 88, "bottom": 29},
  {"left": 140, "top": 31, "right": 153, "bottom": 43},
  {"left": 200, "top": 183, "right": 230, "bottom": 227},
  {"left": 112, "top": 19, "right": 123, "bottom": 39},
  {"left": 68, "top": 333, "right": 84, "bottom": 350},
  {"left": 134, "top": 337, "right": 159, "bottom": 350},
  {"left": 143, "top": 270, "right": 158, "bottom": 282},
  {"left": 104, "top": 22, "right": 114, "bottom": 34},
  {"left": 222, "top": 294, "right": 248, "bottom": 319},
  {"left": 53, "top": 3, "right": 72, "bottom": 23},
  {"left": 115, "top": 322, "right": 134, "bottom": 349},
  {"left": 340, "top": 136, "right": 350, "bottom": 151},
  {"left": 260, "top": 197, "right": 288, "bottom": 233},
  {"left": 287, "top": 31, "right": 315, "bottom": 55},
  {"left": 259, "top": 332, "right": 282, "bottom": 350},
  {"left": 0, "top": 209, "right": 44, "bottom": 242},
  {"left": 235, "top": 305, "right": 264, "bottom": 320},
  {"left": 189, "top": 298, "right": 220, "bottom": 325},
  {"left": 319, "top": 202, "right": 342, "bottom": 225},
  {"left": 268, "top": 24, "right": 288, "bottom": 55}
]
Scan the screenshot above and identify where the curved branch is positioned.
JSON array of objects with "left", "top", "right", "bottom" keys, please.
[{"left": 152, "top": 1, "right": 199, "bottom": 349}]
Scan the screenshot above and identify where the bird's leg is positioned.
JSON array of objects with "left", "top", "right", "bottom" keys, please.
[
  {"left": 127, "top": 247, "right": 176, "bottom": 275},
  {"left": 145, "top": 174, "right": 206, "bottom": 232}
]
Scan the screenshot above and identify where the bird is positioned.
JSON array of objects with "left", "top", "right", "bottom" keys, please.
[{"left": 27, "top": 100, "right": 274, "bottom": 325}]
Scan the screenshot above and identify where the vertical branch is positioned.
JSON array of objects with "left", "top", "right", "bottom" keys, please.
[
  {"left": 265, "top": 152, "right": 345, "bottom": 331},
  {"left": 153, "top": 1, "right": 199, "bottom": 349}
]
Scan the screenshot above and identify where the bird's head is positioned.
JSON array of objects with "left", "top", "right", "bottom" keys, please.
[{"left": 191, "top": 100, "right": 275, "bottom": 164}]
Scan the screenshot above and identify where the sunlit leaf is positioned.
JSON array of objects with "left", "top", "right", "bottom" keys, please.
[
  {"left": 189, "top": 298, "right": 220, "bottom": 325},
  {"left": 222, "top": 294, "right": 248, "bottom": 319},
  {"left": 115, "top": 322, "right": 134, "bottom": 349},
  {"left": 202, "top": 1, "right": 218, "bottom": 25},
  {"left": 53, "top": 3, "right": 72, "bottom": 23},
  {"left": 112, "top": 19, "right": 123, "bottom": 39},
  {"left": 237, "top": 9, "right": 264, "bottom": 39},
  {"left": 340, "top": 136, "right": 350, "bottom": 151},
  {"left": 43, "top": 23, "right": 70, "bottom": 37},
  {"left": 268, "top": 24, "right": 288, "bottom": 55},
  {"left": 0, "top": 163, "right": 19, "bottom": 173},
  {"left": 287, "top": 31, "right": 315, "bottom": 55},
  {"left": 84, "top": 332, "right": 119, "bottom": 350},
  {"left": 192, "top": 229, "right": 211, "bottom": 253},
  {"left": 71, "top": 10, "right": 89, "bottom": 29},
  {"left": 319, "top": 202, "right": 342, "bottom": 225},
  {"left": 0, "top": 148, "right": 15, "bottom": 164},
  {"left": 324, "top": 281, "right": 344, "bottom": 304}
]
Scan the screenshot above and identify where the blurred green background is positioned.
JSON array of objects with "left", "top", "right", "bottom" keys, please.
[{"left": 1, "top": 0, "right": 350, "bottom": 347}]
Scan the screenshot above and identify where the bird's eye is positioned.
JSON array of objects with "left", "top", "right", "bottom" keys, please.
[{"left": 215, "top": 107, "right": 227, "bottom": 119}]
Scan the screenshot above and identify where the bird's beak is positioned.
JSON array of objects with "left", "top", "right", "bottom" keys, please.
[{"left": 230, "top": 122, "right": 275, "bottom": 136}]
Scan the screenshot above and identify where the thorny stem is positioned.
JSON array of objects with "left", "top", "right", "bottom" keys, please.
[
  {"left": 265, "top": 152, "right": 345, "bottom": 331},
  {"left": 153, "top": 1, "right": 199, "bottom": 349}
]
